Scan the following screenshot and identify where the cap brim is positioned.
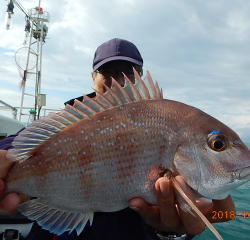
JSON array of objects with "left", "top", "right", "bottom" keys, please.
[{"left": 93, "top": 56, "right": 143, "bottom": 71}]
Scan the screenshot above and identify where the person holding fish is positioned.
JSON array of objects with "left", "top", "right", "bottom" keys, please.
[{"left": 0, "top": 38, "right": 240, "bottom": 240}]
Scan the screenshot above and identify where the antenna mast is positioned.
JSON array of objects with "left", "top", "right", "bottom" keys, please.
[{"left": 15, "top": 0, "right": 50, "bottom": 122}]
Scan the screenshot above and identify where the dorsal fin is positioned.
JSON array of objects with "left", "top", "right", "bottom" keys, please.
[
  {"left": 143, "top": 71, "right": 159, "bottom": 99},
  {"left": 110, "top": 77, "right": 133, "bottom": 103},
  {"left": 103, "top": 83, "right": 124, "bottom": 106},
  {"left": 123, "top": 74, "right": 142, "bottom": 101},
  {"left": 133, "top": 68, "right": 151, "bottom": 100},
  {"left": 94, "top": 89, "right": 115, "bottom": 109},
  {"left": 81, "top": 95, "right": 106, "bottom": 112},
  {"left": 6, "top": 70, "right": 163, "bottom": 162}
]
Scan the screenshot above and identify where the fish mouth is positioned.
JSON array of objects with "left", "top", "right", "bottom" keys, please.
[{"left": 232, "top": 166, "right": 250, "bottom": 180}]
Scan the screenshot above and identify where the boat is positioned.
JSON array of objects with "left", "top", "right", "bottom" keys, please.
[{"left": 0, "top": 108, "right": 25, "bottom": 140}]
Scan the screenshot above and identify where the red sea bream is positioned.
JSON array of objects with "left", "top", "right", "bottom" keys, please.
[{"left": 3, "top": 69, "right": 250, "bottom": 235}]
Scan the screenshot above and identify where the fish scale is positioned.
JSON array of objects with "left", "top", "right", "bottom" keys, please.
[
  {"left": 3, "top": 70, "right": 250, "bottom": 236},
  {"left": 6, "top": 101, "right": 174, "bottom": 209}
]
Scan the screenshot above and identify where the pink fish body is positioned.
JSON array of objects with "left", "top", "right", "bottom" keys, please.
[{"left": 4, "top": 70, "right": 250, "bottom": 235}]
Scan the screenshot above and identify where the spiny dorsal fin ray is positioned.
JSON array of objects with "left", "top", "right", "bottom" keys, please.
[
  {"left": 133, "top": 67, "right": 151, "bottom": 100},
  {"left": 38, "top": 117, "right": 68, "bottom": 130},
  {"left": 59, "top": 109, "right": 81, "bottom": 122},
  {"left": 155, "top": 81, "right": 161, "bottom": 99},
  {"left": 94, "top": 89, "right": 115, "bottom": 109},
  {"left": 110, "top": 77, "right": 133, "bottom": 103},
  {"left": 82, "top": 95, "right": 106, "bottom": 112},
  {"left": 64, "top": 104, "right": 90, "bottom": 119},
  {"left": 103, "top": 83, "right": 124, "bottom": 106},
  {"left": 31, "top": 122, "right": 62, "bottom": 133},
  {"left": 123, "top": 74, "right": 142, "bottom": 101},
  {"left": 143, "top": 70, "right": 158, "bottom": 99},
  {"left": 24, "top": 126, "right": 57, "bottom": 136},
  {"left": 6, "top": 69, "right": 163, "bottom": 162},
  {"left": 14, "top": 137, "right": 46, "bottom": 144},
  {"left": 47, "top": 113, "right": 73, "bottom": 126}
]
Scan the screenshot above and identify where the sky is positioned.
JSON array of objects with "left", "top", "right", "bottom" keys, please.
[{"left": 0, "top": 0, "right": 250, "bottom": 142}]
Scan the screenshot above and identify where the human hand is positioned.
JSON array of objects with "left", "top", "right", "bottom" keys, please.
[
  {"left": 0, "top": 150, "right": 30, "bottom": 214},
  {"left": 129, "top": 175, "right": 235, "bottom": 236}
]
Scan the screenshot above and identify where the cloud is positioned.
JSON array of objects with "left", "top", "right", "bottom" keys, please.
[
  {"left": 0, "top": 0, "right": 249, "bottom": 142},
  {"left": 2, "top": 51, "right": 15, "bottom": 57}
]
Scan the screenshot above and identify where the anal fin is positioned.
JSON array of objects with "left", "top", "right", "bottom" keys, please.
[{"left": 18, "top": 199, "right": 93, "bottom": 236}]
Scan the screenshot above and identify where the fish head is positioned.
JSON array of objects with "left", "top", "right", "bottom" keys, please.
[{"left": 173, "top": 109, "right": 250, "bottom": 200}]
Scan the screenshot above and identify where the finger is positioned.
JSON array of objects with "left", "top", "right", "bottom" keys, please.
[
  {"left": 174, "top": 176, "right": 205, "bottom": 235},
  {"left": 212, "top": 194, "right": 235, "bottom": 212},
  {"left": 155, "top": 177, "right": 182, "bottom": 231},
  {"left": 210, "top": 195, "right": 235, "bottom": 223},
  {"left": 0, "top": 192, "right": 20, "bottom": 214},
  {"left": 0, "top": 150, "right": 13, "bottom": 179},
  {"left": 129, "top": 197, "right": 160, "bottom": 227},
  {"left": 196, "top": 195, "right": 235, "bottom": 223},
  {"left": 0, "top": 179, "right": 30, "bottom": 213},
  {"left": 195, "top": 198, "right": 214, "bottom": 215}
]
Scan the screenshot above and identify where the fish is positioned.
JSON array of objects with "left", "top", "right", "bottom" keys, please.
[{"left": 3, "top": 69, "right": 250, "bottom": 236}]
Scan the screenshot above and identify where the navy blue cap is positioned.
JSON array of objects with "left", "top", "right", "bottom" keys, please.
[{"left": 93, "top": 38, "right": 143, "bottom": 71}]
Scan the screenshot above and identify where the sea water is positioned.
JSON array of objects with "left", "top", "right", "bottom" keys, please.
[{"left": 194, "top": 143, "right": 250, "bottom": 240}]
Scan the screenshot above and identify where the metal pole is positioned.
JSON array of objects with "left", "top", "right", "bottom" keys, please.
[
  {"left": 13, "top": 108, "right": 17, "bottom": 120},
  {"left": 19, "top": 20, "right": 34, "bottom": 121},
  {"left": 38, "top": 20, "right": 43, "bottom": 96},
  {"left": 34, "top": 4, "right": 41, "bottom": 121},
  {"left": 34, "top": 37, "right": 39, "bottom": 121},
  {"left": 36, "top": 0, "right": 43, "bottom": 120},
  {"left": 19, "top": 76, "right": 25, "bottom": 121},
  {"left": 38, "top": 0, "right": 42, "bottom": 94}
]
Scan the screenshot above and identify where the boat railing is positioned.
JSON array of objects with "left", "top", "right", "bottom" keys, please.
[
  {"left": 0, "top": 100, "right": 18, "bottom": 120},
  {"left": 0, "top": 101, "right": 60, "bottom": 124},
  {"left": 15, "top": 107, "right": 60, "bottom": 126}
]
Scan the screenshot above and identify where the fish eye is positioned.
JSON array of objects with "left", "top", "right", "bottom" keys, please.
[{"left": 207, "top": 133, "right": 229, "bottom": 152}]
